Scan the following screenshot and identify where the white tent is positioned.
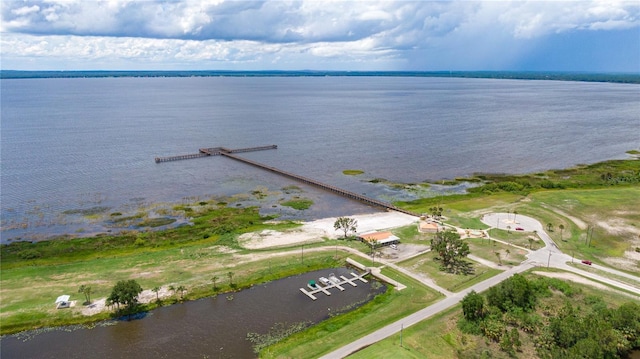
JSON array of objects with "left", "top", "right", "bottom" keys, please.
[
  {"left": 55, "top": 295, "right": 71, "bottom": 309},
  {"left": 55, "top": 295, "right": 70, "bottom": 304}
]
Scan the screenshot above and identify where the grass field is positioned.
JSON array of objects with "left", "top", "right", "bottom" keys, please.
[{"left": 398, "top": 252, "right": 504, "bottom": 292}]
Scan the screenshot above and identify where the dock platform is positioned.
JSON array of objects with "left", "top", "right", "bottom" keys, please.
[{"left": 299, "top": 272, "right": 369, "bottom": 301}]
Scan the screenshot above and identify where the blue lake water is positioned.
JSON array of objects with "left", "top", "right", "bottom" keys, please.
[{"left": 1, "top": 77, "right": 639, "bottom": 241}]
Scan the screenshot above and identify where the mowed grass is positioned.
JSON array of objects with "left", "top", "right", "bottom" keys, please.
[
  {"left": 397, "top": 252, "right": 504, "bottom": 292},
  {"left": 263, "top": 269, "right": 443, "bottom": 358},
  {"left": 466, "top": 236, "right": 528, "bottom": 267},
  {"left": 488, "top": 228, "right": 544, "bottom": 250}
]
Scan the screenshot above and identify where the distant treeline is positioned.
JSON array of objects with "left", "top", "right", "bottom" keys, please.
[{"left": 1, "top": 70, "right": 639, "bottom": 84}]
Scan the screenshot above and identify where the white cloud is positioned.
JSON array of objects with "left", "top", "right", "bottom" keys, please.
[{"left": 0, "top": 1, "right": 638, "bottom": 70}]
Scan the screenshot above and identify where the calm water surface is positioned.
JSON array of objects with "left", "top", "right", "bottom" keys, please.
[
  {"left": 0, "top": 268, "right": 383, "bottom": 358},
  {"left": 1, "top": 77, "right": 639, "bottom": 241}
]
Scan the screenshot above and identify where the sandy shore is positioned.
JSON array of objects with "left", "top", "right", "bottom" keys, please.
[{"left": 239, "top": 212, "right": 417, "bottom": 249}]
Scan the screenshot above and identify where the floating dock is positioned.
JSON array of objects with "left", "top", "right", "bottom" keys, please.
[
  {"left": 299, "top": 272, "right": 369, "bottom": 301},
  {"left": 155, "top": 145, "right": 420, "bottom": 217}
]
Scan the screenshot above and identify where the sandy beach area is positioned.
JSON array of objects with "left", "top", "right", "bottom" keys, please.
[{"left": 239, "top": 211, "right": 417, "bottom": 249}]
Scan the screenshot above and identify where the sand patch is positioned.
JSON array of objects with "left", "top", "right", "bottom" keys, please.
[
  {"left": 80, "top": 286, "right": 175, "bottom": 316},
  {"left": 595, "top": 219, "right": 640, "bottom": 236},
  {"left": 239, "top": 228, "right": 326, "bottom": 249},
  {"left": 239, "top": 212, "right": 417, "bottom": 249}
]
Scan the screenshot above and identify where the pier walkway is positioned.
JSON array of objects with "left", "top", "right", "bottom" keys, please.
[
  {"left": 155, "top": 145, "right": 420, "bottom": 217},
  {"left": 300, "top": 272, "right": 369, "bottom": 301}
]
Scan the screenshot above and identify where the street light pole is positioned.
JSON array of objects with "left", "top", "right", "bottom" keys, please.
[{"left": 547, "top": 251, "right": 552, "bottom": 268}]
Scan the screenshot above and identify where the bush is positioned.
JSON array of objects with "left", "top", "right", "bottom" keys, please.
[{"left": 18, "top": 249, "right": 42, "bottom": 259}]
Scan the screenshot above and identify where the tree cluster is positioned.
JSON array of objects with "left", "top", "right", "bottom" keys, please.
[
  {"left": 459, "top": 275, "right": 640, "bottom": 358},
  {"left": 107, "top": 279, "right": 143, "bottom": 315},
  {"left": 431, "top": 230, "right": 472, "bottom": 274}
]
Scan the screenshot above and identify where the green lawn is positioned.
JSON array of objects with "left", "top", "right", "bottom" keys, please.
[{"left": 397, "top": 252, "right": 504, "bottom": 292}]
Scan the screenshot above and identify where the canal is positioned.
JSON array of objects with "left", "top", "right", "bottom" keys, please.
[{"left": 1, "top": 268, "right": 384, "bottom": 358}]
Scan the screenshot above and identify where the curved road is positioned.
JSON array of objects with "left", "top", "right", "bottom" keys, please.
[{"left": 320, "top": 213, "right": 639, "bottom": 359}]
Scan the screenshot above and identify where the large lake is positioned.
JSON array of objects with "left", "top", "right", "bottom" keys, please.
[{"left": 1, "top": 77, "right": 639, "bottom": 241}]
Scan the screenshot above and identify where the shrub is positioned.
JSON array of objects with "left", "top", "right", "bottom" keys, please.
[{"left": 18, "top": 249, "right": 42, "bottom": 259}]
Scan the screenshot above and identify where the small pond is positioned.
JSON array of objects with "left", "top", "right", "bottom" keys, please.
[{"left": 1, "top": 267, "right": 384, "bottom": 358}]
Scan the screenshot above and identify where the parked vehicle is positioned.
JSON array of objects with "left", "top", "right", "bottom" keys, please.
[
  {"left": 581, "top": 260, "right": 592, "bottom": 265},
  {"left": 319, "top": 277, "right": 331, "bottom": 286},
  {"left": 515, "top": 227, "right": 524, "bottom": 231}
]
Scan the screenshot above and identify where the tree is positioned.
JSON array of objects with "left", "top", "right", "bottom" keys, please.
[
  {"left": 528, "top": 237, "right": 534, "bottom": 249},
  {"left": 429, "top": 206, "right": 443, "bottom": 219},
  {"left": 547, "top": 223, "right": 554, "bottom": 232},
  {"left": 168, "top": 285, "right": 175, "bottom": 298},
  {"left": 495, "top": 251, "right": 502, "bottom": 265},
  {"left": 506, "top": 225, "right": 511, "bottom": 233},
  {"left": 462, "top": 290, "right": 486, "bottom": 321},
  {"left": 513, "top": 210, "right": 518, "bottom": 222},
  {"left": 211, "top": 275, "right": 219, "bottom": 291},
  {"left": 78, "top": 284, "right": 92, "bottom": 305},
  {"left": 334, "top": 217, "right": 357, "bottom": 239},
  {"left": 227, "top": 271, "right": 235, "bottom": 287},
  {"left": 108, "top": 279, "right": 143, "bottom": 315},
  {"left": 505, "top": 249, "right": 510, "bottom": 259},
  {"left": 152, "top": 286, "right": 160, "bottom": 303},
  {"left": 176, "top": 285, "right": 186, "bottom": 300},
  {"left": 431, "top": 230, "right": 472, "bottom": 274},
  {"left": 559, "top": 224, "right": 565, "bottom": 241}
]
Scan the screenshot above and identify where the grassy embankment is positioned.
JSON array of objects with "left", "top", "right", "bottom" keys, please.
[
  {"left": 262, "top": 270, "right": 442, "bottom": 358},
  {"left": 347, "top": 269, "right": 638, "bottom": 359}
]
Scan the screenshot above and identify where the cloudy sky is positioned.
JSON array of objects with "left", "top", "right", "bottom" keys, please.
[{"left": 1, "top": 1, "right": 639, "bottom": 72}]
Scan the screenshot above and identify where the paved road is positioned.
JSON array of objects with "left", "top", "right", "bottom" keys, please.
[{"left": 320, "top": 213, "right": 640, "bottom": 359}]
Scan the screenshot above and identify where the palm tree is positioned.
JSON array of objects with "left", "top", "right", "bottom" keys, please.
[
  {"left": 152, "top": 286, "right": 160, "bottom": 303},
  {"left": 547, "top": 223, "right": 554, "bottom": 232},
  {"left": 177, "top": 285, "right": 186, "bottom": 300},
  {"left": 528, "top": 237, "right": 534, "bottom": 249},
  {"left": 506, "top": 225, "right": 511, "bottom": 234},
  {"left": 505, "top": 249, "right": 510, "bottom": 259},
  {"left": 559, "top": 224, "right": 565, "bottom": 241},
  {"left": 513, "top": 210, "right": 518, "bottom": 222},
  {"left": 211, "top": 276, "right": 219, "bottom": 291},
  {"left": 227, "top": 272, "right": 235, "bottom": 287},
  {"left": 495, "top": 251, "right": 502, "bottom": 265},
  {"left": 168, "top": 285, "right": 175, "bottom": 299}
]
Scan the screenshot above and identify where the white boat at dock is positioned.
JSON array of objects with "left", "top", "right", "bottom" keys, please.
[{"left": 318, "top": 277, "right": 331, "bottom": 286}]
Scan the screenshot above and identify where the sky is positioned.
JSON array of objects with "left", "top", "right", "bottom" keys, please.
[{"left": 1, "top": 1, "right": 639, "bottom": 72}]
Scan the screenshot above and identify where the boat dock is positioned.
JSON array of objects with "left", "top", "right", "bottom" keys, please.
[
  {"left": 155, "top": 145, "right": 420, "bottom": 217},
  {"left": 299, "top": 272, "right": 369, "bottom": 301}
]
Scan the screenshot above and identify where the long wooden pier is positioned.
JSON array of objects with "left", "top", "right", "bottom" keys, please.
[
  {"left": 155, "top": 145, "right": 420, "bottom": 217},
  {"left": 155, "top": 145, "right": 277, "bottom": 163}
]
